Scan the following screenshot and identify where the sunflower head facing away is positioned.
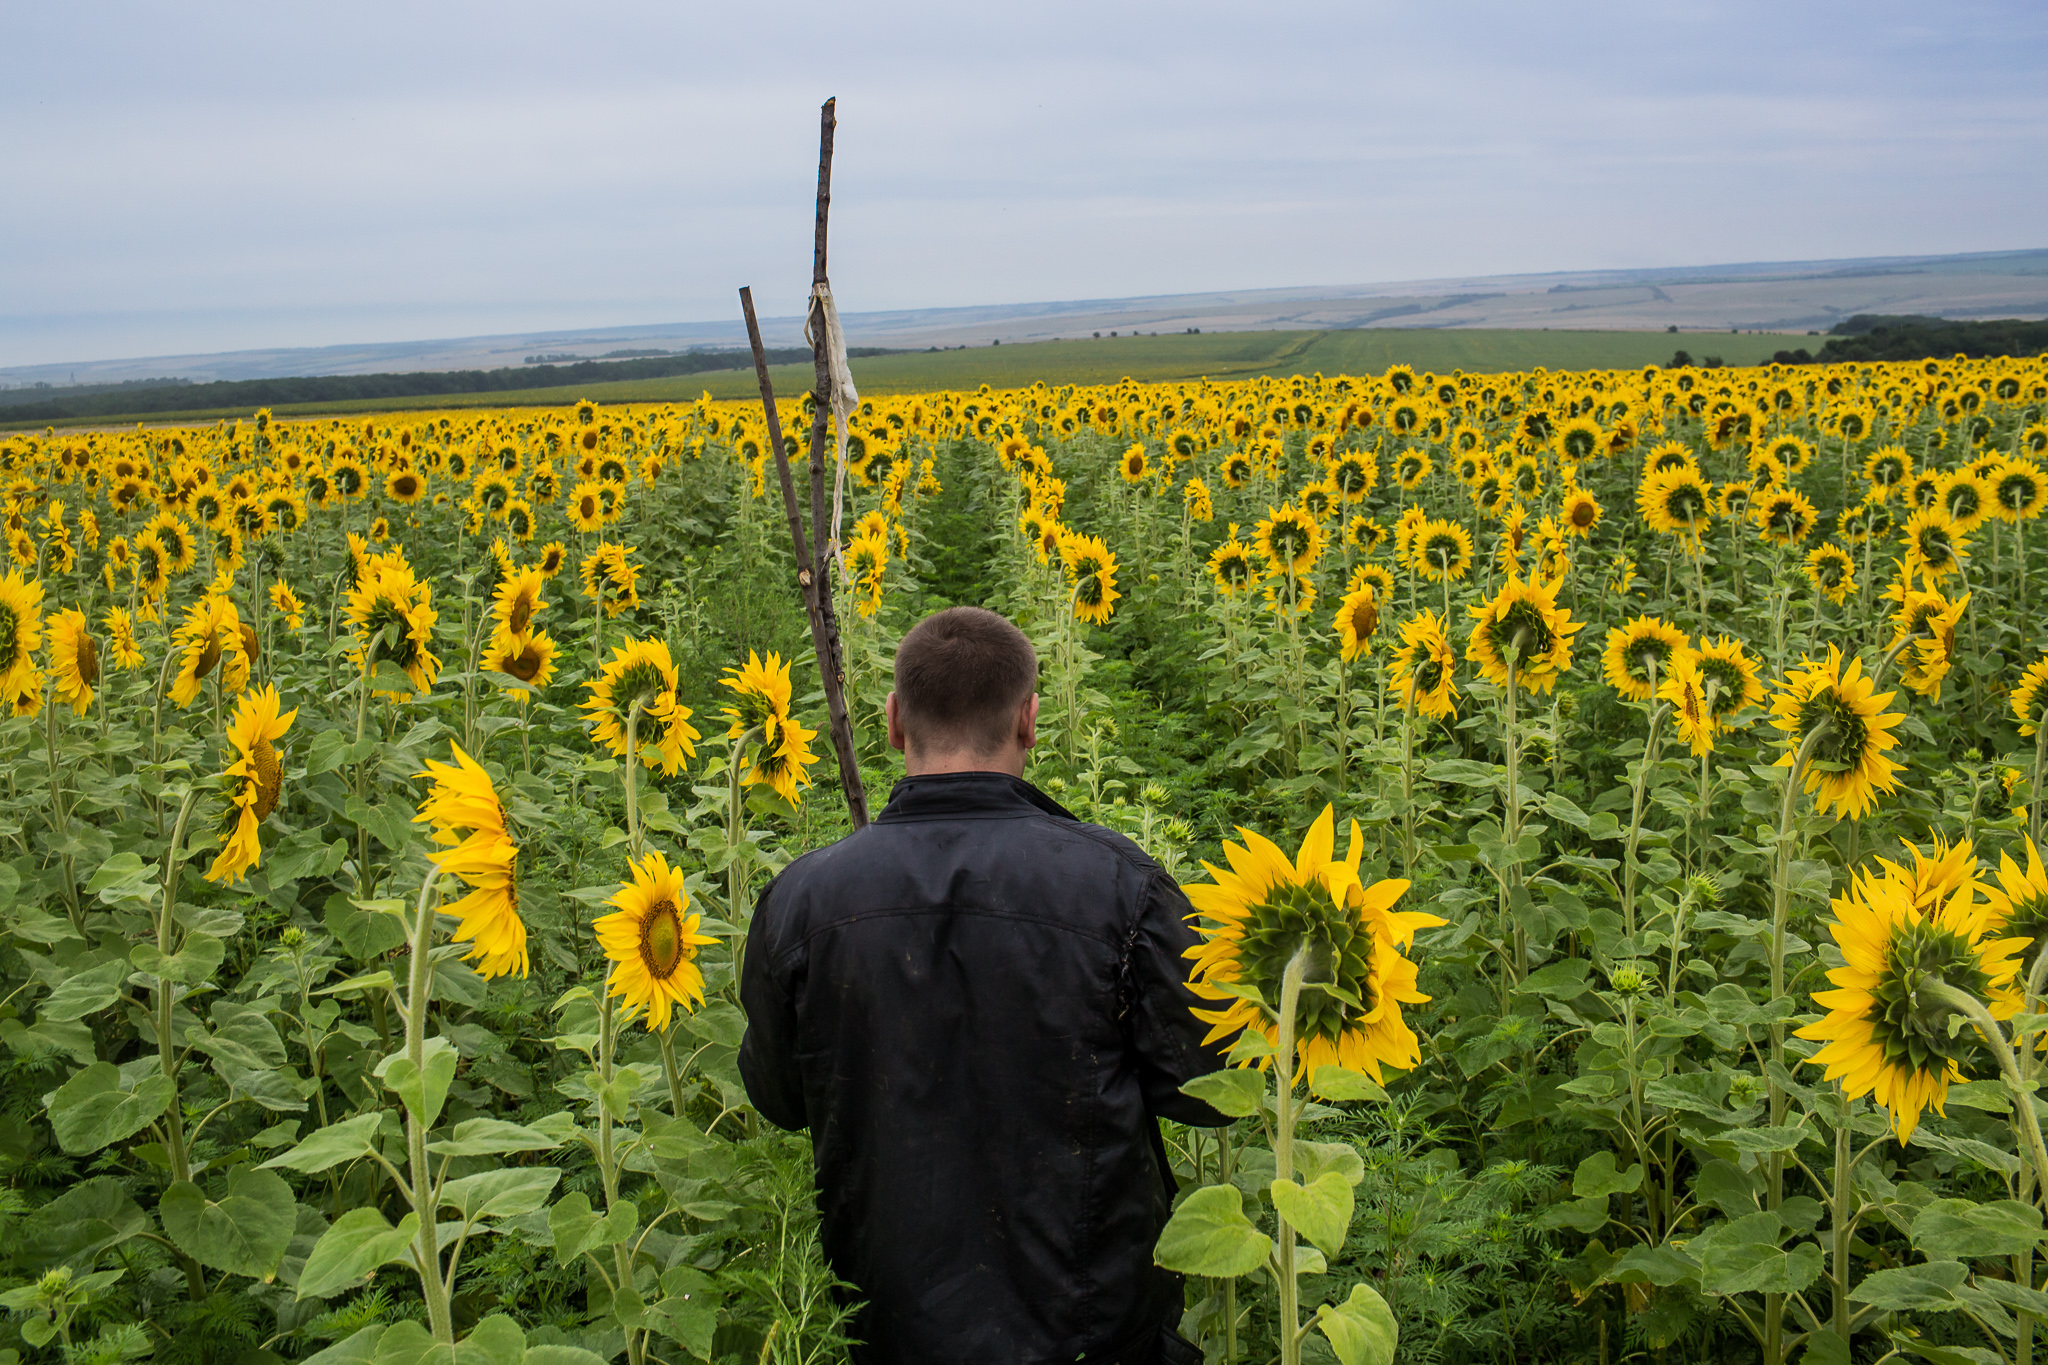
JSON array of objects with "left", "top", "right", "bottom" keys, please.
[
  {"left": 720, "top": 650, "right": 794, "bottom": 739},
  {"left": 585, "top": 637, "right": 700, "bottom": 776},
  {"left": 1769, "top": 645, "right": 1905, "bottom": 821},
  {"left": 1060, "top": 531, "right": 1121, "bottom": 626},
  {"left": 1601, "top": 616, "right": 1689, "bottom": 703},
  {"left": 1182, "top": 806, "right": 1444, "bottom": 1084},
  {"left": 1796, "top": 847, "right": 2024, "bottom": 1140},
  {"left": 1256, "top": 505, "right": 1325, "bottom": 575},
  {"left": 595, "top": 851, "right": 718, "bottom": 1032},
  {"left": 1987, "top": 838, "right": 2048, "bottom": 962},
  {"left": 1466, "top": 570, "right": 1583, "bottom": 696},
  {"left": 1207, "top": 531, "right": 1257, "bottom": 598}
]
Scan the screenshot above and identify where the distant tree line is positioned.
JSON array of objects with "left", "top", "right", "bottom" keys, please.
[
  {"left": 1771, "top": 314, "right": 2048, "bottom": 365},
  {"left": 0, "top": 346, "right": 894, "bottom": 425}
]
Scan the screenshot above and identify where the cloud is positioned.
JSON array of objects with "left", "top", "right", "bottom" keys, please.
[{"left": 2, "top": 0, "right": 2043, "bottom": 364}]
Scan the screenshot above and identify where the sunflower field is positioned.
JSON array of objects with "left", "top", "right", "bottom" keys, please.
[{"left": 2, "top": 353, "right": 2048, "bottom": 1365}]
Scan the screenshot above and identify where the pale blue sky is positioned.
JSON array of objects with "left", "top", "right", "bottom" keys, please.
[{"left": 3, "top": 0, "right": 2044, "bottom": 365}]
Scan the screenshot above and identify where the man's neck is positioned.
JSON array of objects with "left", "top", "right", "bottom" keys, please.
[{"left": 902, "top": 749, "right": 1026, "bottom": 779}]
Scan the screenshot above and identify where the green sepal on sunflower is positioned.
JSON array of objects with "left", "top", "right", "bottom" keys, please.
[{"left": 1182, "top": 806, "right": 1444, "bottom": 1085}]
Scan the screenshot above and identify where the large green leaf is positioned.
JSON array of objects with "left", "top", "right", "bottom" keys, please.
[
  {"left": 302, "top": 1325, "right": 386, "bottom": 1365},
  {"left": 1573, "top": 1151, "right": 1644, "bottom": 1198},
  {"left": 262, "top": 1112, "right": 384, "bottom": 1173},
  {"left": 450, "top": 1314, "right": 525, "bottom": 1365},
  {"left": 1852, "top": 1261, "right": 1969, "bottom": 1312},
  {"left": 1315, "top": 1283, "right": 1399, "bottom": 1365},
  {"left": 1698, "top": 1239, "right": 1823, "bottom": 1297},
  {"left": 22, "top": 1176, "right": 149, "bottom": 1270},
  {"left": 130, "top": 931, "right": 225, "bottom": 985},
  {"left": 46, "top": 1061, "right": 175, "bottom": 1154},
  {"left": 1180, "top": 1069, "right": 1265, "bottom": 1118},
  {"left": 159, "top": 1167, "right": 297, "bottom": 1279},
  {"left": 364, "top": 1319, "right": 451, "bottom": 1365},
  {"left": 1154, "top": 1184, "right": 1272, "bottom": 1279},
  {"left": 296, "top": 1206, "right": 421, "bottom": 1300},
  {"left": 1911, "top": 1199, "right": 2047, "bottom": 1261},
  {"left": 548, "top": 1192, "right": 637, "bottom": 1264},
  {"left": 439, "top": 1168, "right": 560, "bottom": 1223},
  {"left": 1307, "top": 1065, "right": 1389, "bottom": 1103},
  {"left": 428, "top": 1117, "right": 567, "bottom": 1158},
  {"left": 39, "top": 959, "right": 130, "bottom": 1022},
  {"left": 1270, "top": 1173, "right": 1355, "bottom": 1261},
  {"left": 379, "top": 1038, "right": 458, "bottom": 1130}
]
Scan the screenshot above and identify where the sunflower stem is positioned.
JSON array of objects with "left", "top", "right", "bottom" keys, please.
[
  {"left": 401, "top": 862, "right": 456, "bottom": 1346},
  {"left": 622, "top": 702, "right": 645, "bottom": 862},
  {"left": 155, "top": 790, "right": 201, "bottom": 1186},
  {"left": 1621, "top": 677, "right": 1669, "bottom": 944},
  {"left": 727, "top": 725, "right": 760, "bottom": 971},
  {"left": 1925, "top": 981, "right": 2048, "bottom": 1216},
  {"left": 1273, "top": 945, "right": 1309, "bottom": 1365}
]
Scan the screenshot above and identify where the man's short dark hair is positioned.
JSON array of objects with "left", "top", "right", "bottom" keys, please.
[{"left": 893, "top": 607, "right": 1038, "bottom": 755}]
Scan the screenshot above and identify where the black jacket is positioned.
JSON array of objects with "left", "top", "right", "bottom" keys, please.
[{"left": 738, "top": 772, "right": 1229, "bottom": 1365}]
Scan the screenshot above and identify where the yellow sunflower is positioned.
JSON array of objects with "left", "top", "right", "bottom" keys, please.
[
  {"left": 1862, "top": 445, "right": 1912, "bottom": 495},
  {"left": 103, "top": 606, "right": 144, "bottom": 671},
  {"left": 414, "top": 742, "right": 527, "bottom": 979},
  {"left": 1890, "top": 589, "right": 1967, "bottom": 700},
  {"left": 1796, "top": 849, "right": 2024, "bottom": 1140},
  {"left": 1987, "top": 838, "right": 2048, "bottom": 957},
  {"left": 169, "top": 593, "right": 249, "bottom": 708},
  {"left": 345, "top": 554, "right": 440, "bottom": 701},
  {"left": 1333, "top": 583, "right": 1380, "bottom": 662},
  {"left": 1769, "top": 645, "right": 1905, "bottom": 821},
  {"left": 1754, "top": 489, "right": 1817, "bottom": 547},
  {"left": 1561, "top": 490, "right": 1601, "bottom": 538},
  {"left": 1060, "top": 530, "right": 1122, "bottom": 626},
  {"left": 1658, "top": 649, "right": 1716, "bottom": 756},
  {"left": 385, "top": 469, "right": 426, "bottom": 504},
  {"left": 578, "top": 542, "right": 640, "bottom": 618},
  {"left": 1691, "top": 635, "right": 1766, "bottom": 728},
  {"left": 2010, "top": 654, "right": 2048, "bottom": 737},
  {"left": 0, "top": 569, "right": 46, "bottom": 700},
  {"left": 746, "top": 711, "right": 820, "bottom": 805},
  {"left": 1939, "top": 470, "right": 1991, "bottom": 534},
  {"left": 720, "top": 650, "right": 794, "bottom": 738},
  {"left": 493, "top": 568, "right": 549, "bottom": 639},
  {"left": 1256, "top": 504, "right": 1325, "bottom": 575},
  {"left": 536, "top": 541, "right": 568, "bottom": 578},
  {"left": 1183, "top": 477, "right": 1215, "bottom": 523},
  {"left": 1207, "top": 529, "right": 1258, "bottom": 598},
  {"left": 1411, "top": 519, "right": 1475, "bottom": 583},
  {"left": 45, "top": 609, "right": 98, "bottom": 715},
  {"left": 1990, "top": 461, "right": 2046, "bottom": 523},
  {"left": 1601, "top": 616, "right": 1689, "bottom": 702},
  {"left": 567, "top": 481, "right": 605, "bottom": 533},
  {"left": 1466, "top": 570, "right": 1582, "bottom": 696},
  {"left": 1182, "top": 806, "right": 1443, "bottom": 1083},
  {"left": 1901, "top": 506, "right": 1965, "bottom": 582},
  {"left": 1388, "top": 610, "right": 1458, "bottom": 720},
  {"left": 204, "top": 684, "right": 297, "bottom": 885},
  {"left": 483, "top": 629, "right": 557, "bottom": 699},
  {"left": 1804, "top": 544, "right": 1856, "bottom": 604},
  {"left": 1639, "top": 466, "right": 1715, "bottom": 539},
  {"left": 584, "top": 637, "right": 701, "bottom": 776},
  {"left": 269, "top": 579, "right": 305, "bottom": 631},
  {"left": 595, "top": 851, "right": 717, "bottom": 1032}
]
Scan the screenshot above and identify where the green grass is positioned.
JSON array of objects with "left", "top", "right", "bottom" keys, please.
[{"left": 12, "top": 328, "right": 1798, "bottom": 429}]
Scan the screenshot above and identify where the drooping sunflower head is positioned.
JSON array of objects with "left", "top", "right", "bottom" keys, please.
[
  {"left": 169, "top": 592, "right": 248, "bottom": 709},
  {"left": 1182, "top": 477, "right": 1215, "bottom": 522},
  {"left": 595, "top": 851, "right": 717, "bottom": 1032},
  {"left": 346, "top": 556, "right": 440, "bottom": 700},
  {"left": 1333, "top": 584, "right": 1380, "bottom": 662},
  {"left": 1769, "top": 645, "right": 1905, "bottom": 821},
  {"left": 1465, "top": 571, "right": 1583, "bottom": 695},
  {"left": 205, "top": 684, "right": 297, "bottom": 886},
  {"left": 746, "top": 711, "right": 820, "bottom": 805},
  {"left": 578, "top": 542, "right": 639, "bottom": 617},
  {"left": 1796, "top": 852, "right": 2024, "bottom": 1140},
  {"left": 103, "top": 606, "right": 144, "bottom": 670},
  {"left": 1601, "top": 616, "right": 1689, "bottom": 703},
  {"left": 1182, "top": 806, "right": 1443, "bottom": 1084},
  {"left": 415, "top": 742, "right": 526, "bottom": 979},
  {"left": 46, "top": 608, "right": 98, "bottom": 716},
  {"left": 1389, "top": 610, "right": 1458, "bottom": 720}
]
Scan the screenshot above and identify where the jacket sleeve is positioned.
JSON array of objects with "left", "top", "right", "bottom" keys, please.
[
  {"left": 1126, "top": 870, "right": 1232, "bottom": 1128},
  {"left": 737, "top": 882, "right": 808, "bottom": 1132}
]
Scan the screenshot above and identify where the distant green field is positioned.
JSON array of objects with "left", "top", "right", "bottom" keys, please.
[{"left": 15, "top": 328, "right": 1797, "bottom": 429}]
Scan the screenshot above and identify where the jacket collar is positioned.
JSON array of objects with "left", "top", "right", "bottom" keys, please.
[{"left": 877, "top": 770, "right": 1077, "bottom": 823}]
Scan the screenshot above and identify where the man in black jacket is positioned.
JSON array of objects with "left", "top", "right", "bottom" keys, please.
[{"left": 739, "top": 606, "right": 1227, "bottom": 1364}]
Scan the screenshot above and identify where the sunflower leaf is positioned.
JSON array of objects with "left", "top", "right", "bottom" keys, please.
[
  {"left": 378, "top": 1038, "right": 459, "bottom": 1130},
  {"left": 1315, "top": 1283, "right": 1399, "bottom": 1365},
  {"left": 1154, "top": 1184, "right": 1272, "bottom": 1279},
  {"left": 295, "top": 1207, "right": 421, "bottom": 1301},
  {"left": 1181, "top": 1069, "right": 1265, "bottom": 1118}
]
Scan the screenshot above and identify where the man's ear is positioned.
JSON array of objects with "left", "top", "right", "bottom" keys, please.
[
  {"left": 1017, "top": 693, "right": 1038, "bottom": 751},
  {"left": 886, "top": 691, "right": 908, "bottom": 754}
]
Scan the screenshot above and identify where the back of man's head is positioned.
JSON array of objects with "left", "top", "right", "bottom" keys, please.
[{"left": 892, "top": 607, "right": 1038, "bottom": 758}]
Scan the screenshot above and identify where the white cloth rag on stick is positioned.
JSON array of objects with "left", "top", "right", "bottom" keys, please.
[{"left": 803, "top": 282, "right": 860, "bottom": 580}]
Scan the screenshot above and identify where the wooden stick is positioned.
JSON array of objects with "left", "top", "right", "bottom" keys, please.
[{"left": 733, "top": 96, "right": 869, "bottom": 830}]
